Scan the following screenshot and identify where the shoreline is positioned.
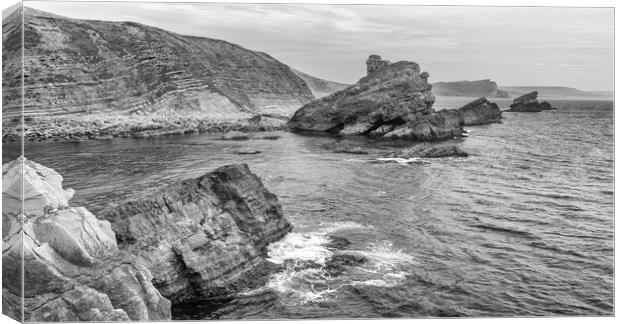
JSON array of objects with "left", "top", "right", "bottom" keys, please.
[{"left": 2, "top": 113, "right": 289, "bottom": 143}]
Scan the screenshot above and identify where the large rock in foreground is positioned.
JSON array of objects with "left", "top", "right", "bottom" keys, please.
[
  {"left": 2, "top": 158, "right": 292, "bottom": 321},
  {"left": 2, "top": 158, "right": 171, "bottom": 322},
  {"left": 99, "top": 164, "right": 292, "bottom": 304},
  {"left": 507, "top": 91, "right": 557, "bottom": 112},
  {"left": 287, "top": 55, "right": 464, "bottom": 141}
]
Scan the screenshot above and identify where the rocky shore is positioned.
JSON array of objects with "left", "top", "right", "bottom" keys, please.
[
  {"left": 2, "top": 158, "right": 292, "bottom": 321},
  {"left": 2, "top": 113, "right": 288, "bottom": 143}
]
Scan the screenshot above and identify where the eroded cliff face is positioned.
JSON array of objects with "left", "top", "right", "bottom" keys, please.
[
  {"left": 2, "top": 158, "right": 171, "bottom": 322},
  {"left": 99, "top": 163, "right": 292, "bottom": 304},
  {"left": 287, "top": 55, "right": 464, "bottom": 140},
  {"left": 2, "top": 7, "right": 314, "bottom": 137},
  {"left": 2, "top": 159, "right": 292, "bottom": 321}
]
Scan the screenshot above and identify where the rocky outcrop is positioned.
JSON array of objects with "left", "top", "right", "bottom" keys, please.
[
  {"left": 99, "top": 164, "right": 292, "bottom": 305},
  {"left": 2, "top": 158, "right": 171, "bottom": 322},
  {"left": 292, "top": 68, "right": 348, "bottom": 98},
  {"left": 2, "top": 7, "right": 314, "bottom": 141},
  {"left": 2, "top": 158, "right": 292, "bottom": 321},
  {"left": 432, "top": 79, "right": 509, "bottom": 98},
  {"left": 287, "top": 55, "right": 464, "bottom": 141},
  {"left": 507, "top": 91, "right": 557, "bottom": 112},
  {"left": 444, "top": 97, "right": 502, "bottom": 126}
]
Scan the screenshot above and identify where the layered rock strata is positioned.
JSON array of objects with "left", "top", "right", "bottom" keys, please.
[
  {"left": 2, "top": 7, "right": 315, "bottom": 141},
  {"left": 288, "top": 55, "right": 464, "bottom": 141},
  {"left": 98, "top": 164, "right": 292, "bottom": 304},
  {"left": 507, "top": 91, "right": 557, "bottom": 112},
  {"left": 2, "top": 158, "right": 292, "bottom": 321}
]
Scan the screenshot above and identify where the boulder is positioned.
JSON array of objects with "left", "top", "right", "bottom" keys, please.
[
  {"left": 288, "top": 55, "right": 464, "bottom": 141},
  {"left": 507, "top": 91, "right": 557, "bottom": 112},
  {"left": 452, "top": 97, "right": 502, "bottom": 125},
  {"left": 2, "top": 157, "right": 171, "bottom": 322}
]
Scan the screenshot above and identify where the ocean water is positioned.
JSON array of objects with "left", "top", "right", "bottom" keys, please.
[{"left": 3, "top": 98, "right": 614, "bottom": 318}]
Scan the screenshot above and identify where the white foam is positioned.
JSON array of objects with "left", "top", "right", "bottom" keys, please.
[
  {"left": 267, "top": 232, "right": 333, "bottom": 265},
  {"left": 375, "top": 157, "right": 431, "bottom": 165}
]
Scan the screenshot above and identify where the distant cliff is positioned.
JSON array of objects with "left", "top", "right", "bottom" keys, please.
[
  {"left": 499, "top": 86, "right": 613, "bottom": 100},
  {"left": 292, "top": 68, "right": 348, "bottom": 98},
  {"left": 2, "top": 7, "right": 314, "bottom": 125},
  {"left": 432, "top": 79, "right": 509, "bottom": 98}
]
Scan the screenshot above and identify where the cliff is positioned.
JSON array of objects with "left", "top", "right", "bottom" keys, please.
[
  {"left": 500, "top": 86, "right": 613, "bottom": 100},
  {"left": 432, "top": 79, "right": 509, "bottom": 98},
  {"left": 2, "top": 158, "right": 292, "bottom": 321},
  {"left": 2, "top": 7, "right": 315, "bottom": 140},
  {"left": 291, "top": 68, "right": 348, "bottom": 98},
  {"left": 287, "top": 55, "right": 464, "bottom": 141}
]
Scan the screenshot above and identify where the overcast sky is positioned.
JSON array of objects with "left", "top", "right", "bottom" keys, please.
[{"left": 25, "top": 1, "right": 614, "bottom": 91}]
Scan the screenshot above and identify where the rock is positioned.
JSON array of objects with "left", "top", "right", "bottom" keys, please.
[
  {"left": 254, "top": 134, "right": 281, "bottom": 140},
  {"left": 447, "top": 97, "right": 502, "bottom": 126},
  {"left": 539, "top": 101, "right": 557, "bottom": 110},
  {"left": 2, "top": 157, "right": 171, "bottom": 322},
  {"left": 385, "top": 144, "right": 469, "bottom": 159},
  {"left": 323, "top": 143, "right": 369, "bottom": 155},
  {"left": 288, "top": 55, "right": 464, "bottom": 141},
  {"left": 232, "top": 148, "right": 261, "bottom": 155},
  {"left": 324, "top": 253, "right": 368, "bottom": 276},
  {"left": 3, "top": 158, "right": 293, "bottom": 321},
  {"left": 221, "top": 131, "right": 250, "bottom": 140},
  {"left": 507, "top": 91, "right": 556, "bottom": 112},
  {"left": 99, "top": 164, "right": 292, "bottom": 304}
]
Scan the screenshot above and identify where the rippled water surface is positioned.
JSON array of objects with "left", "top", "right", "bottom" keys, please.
[{"left": 4, "top": 99, "right": 614, "bottom": 318}]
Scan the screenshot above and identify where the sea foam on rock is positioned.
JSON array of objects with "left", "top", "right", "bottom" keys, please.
[
  {"left": 2, "top": 158, "right": 293, "bottom": 321},
  {"left": 287, "top": 55, "right": 464, "bottom": 141}
]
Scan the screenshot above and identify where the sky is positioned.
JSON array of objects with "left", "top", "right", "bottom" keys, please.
[{"left": 25, "top": 1, "right": 614, "bottom": 91}]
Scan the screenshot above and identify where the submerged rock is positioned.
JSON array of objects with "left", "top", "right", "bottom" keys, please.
[
  {"left": 221, "top": 131, "right": 251, "bottom": 140},
  {"left": 2, "top": 158, "right": 171, "bottom": 322},
  {"left": 385, "top": 145, "right": 469, "bottom": 159},
  {"left": 324, "top": 253, "right": 368, "bottom": 276},
  {"left": 232, "top": 148, "right": 262, "bottom": 155},
  {"left": 507, "top": 91, "right": 557, "bottom": 112},
  {"left": 287, "top": 55, "right": 464, "bottom": 141}
]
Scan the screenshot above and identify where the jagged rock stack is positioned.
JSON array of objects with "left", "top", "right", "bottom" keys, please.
[
  {"left": 507, "top": 91, "right": 557, "bottom": 112},
  {"left": 288, "top": 55, "right": 463, "bottom": 140},
  {"left": 287, "top": 55, "right": 502, "bottom": 141}
]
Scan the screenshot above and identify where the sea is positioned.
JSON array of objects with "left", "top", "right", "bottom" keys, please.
[{"left": 2, "top": 97, "right": 614, "bottom": 318}]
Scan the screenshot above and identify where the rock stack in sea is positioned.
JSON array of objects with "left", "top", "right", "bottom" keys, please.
[
  {"left": 439, "top": 97, "right": 503, "bottom": 126},
  {"left": 2, "top": 158, "right": 292, "bottom": 322},
  {"left": 507, "top": 91, "right": 557, "bottom": 112},
  {"left": 287, "top": 55, "right": 465, "bottom": 140}
]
